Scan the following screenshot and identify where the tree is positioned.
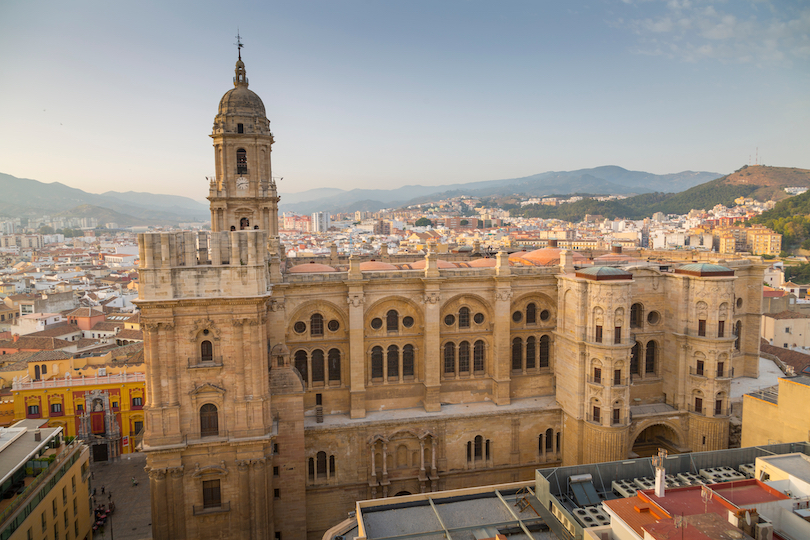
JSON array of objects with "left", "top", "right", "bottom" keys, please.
[
  {"left": 460, "top": 219, "right": 469, "bottom": 226},
  {"left": 414, "top": 217, "right": 432, "bottom": 227},
  {"left": 38, "top": 225, "right": 54, "bottom": 235}
]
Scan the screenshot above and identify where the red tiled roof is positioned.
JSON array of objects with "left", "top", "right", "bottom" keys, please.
[{"left": 760, "top": 339, "right": 810, "bottom": 373}]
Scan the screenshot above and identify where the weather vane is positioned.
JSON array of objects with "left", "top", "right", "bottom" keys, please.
[{"left": 235, "top": 30, "right": 244, "bottom": 60}]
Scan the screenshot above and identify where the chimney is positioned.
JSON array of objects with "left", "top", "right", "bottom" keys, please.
[
  {"left": 612, "top": 244, "right": 623, "bottom": 254},
  {"left": 653, "top": 448, "right": 667, "bottom": 498},
  {"left": 34, "top": 429, "right": 41, "bottom": 441},
  {"left": 548, "top": 239, "right": 558, "bottom": 248},
  {"left": 13, "top": 334, "right": 19, "bottom": 343}
]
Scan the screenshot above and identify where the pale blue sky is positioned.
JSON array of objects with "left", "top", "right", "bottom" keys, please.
[{"left": 1, "top": 0, "right": 808, "bottom": 198}]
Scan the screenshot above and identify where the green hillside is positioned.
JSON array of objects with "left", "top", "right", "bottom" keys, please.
[{"left": 750, "top": 189, "right": 810, "bottom": 249}]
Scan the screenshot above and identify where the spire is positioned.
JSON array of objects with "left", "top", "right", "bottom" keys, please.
[{"left": 233, "top": 31, "right": 248, "bottom": 87}]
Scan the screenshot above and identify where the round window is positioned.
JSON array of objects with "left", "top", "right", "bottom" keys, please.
[
  {"left": 371, "top": 318, "right": 383, "bottom": 330},
  {"left": 473, "top": 313, "right": 484, "bottom": 324},
  {"left": 512, "top": 311, "right": 523, "bottom": 323},
  {"left": 647, "top": 311, "right": 661, "bottom": 325},
  {"left": 293, "top": 321, "right": 306, "bottom": 334},
  {"left": 403, "top": 316, "right": 414, "bottom": 328},
  {"left": 736, "top": 298, "right": 743, "bottom": 309},
  {"left": 444, "top": 314, "right": 456, "bottom": 326},
  {"left": 327, "top": 320, "right": 339, "bottom": 332},
  {"left": 540, "top": 309, "right": 550, "bottom": 321},
  {"left": 203, "top": 329, "right": 209, "bottom": 335}
]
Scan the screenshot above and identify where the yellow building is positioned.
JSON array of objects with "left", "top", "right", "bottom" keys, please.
[
  {"left": 7, "top": 346, "right": 145, "bottom": 462},
  {"left": 742, "top": 375, "right": 810, "bottom": 447},
  {"left": 746, "top": 225, "right": 782, "bottom": 256},
  {"left": 0, "top": 420, "right": 93, "bottom": 540}
]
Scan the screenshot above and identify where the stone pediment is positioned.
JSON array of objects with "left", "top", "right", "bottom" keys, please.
[{"left": 189, "top": 382, "right": 226, "bottom": 396}]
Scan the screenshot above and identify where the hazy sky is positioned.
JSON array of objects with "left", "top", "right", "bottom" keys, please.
[{"left": 1, "top": 1, "right": 808, "bottom": 199}]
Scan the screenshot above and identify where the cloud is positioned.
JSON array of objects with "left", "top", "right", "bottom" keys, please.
[{"left": 618, "top": 1, "right": 810, "bottom": 66}]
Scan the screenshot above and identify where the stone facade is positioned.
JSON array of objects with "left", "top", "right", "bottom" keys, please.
[{"left": 138, "top": 55, "right": 766, "bottom": 540}]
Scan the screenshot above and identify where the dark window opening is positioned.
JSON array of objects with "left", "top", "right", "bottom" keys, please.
[
  {"left": 236, "top": 148, "right": 247, "bottom": 174},
  {"left": 473, "top": 340, "right": 485, "bottom": 372},
  {"left": 444, "top": 342, "right": 455, "bottom": 374},
  {"left": 237, "top": 123, "right": 244, "bottom": 133},
  {"left": 630, "top": 303, "right": 643, "bottom": 327},
  {"left": 718, "top": 320, "right": 725, "bottom": 338},
  {"left": 202, "top": 480, "right": 221, "bottom": 508},
  {"left": 403, "top": 345, "right": 415, "bottom": 377},
  {"left": 387, "top": 345, "right": 399, "bottom": 379},
  {"left": 201, "top": 340, "right": 213, "bottom": 362},
  {"left": 526, "top": 336, "right": 536, "bottom": 369},
  {"left": 328, "top": 349, "right": 341, "bottom": 381},
  {"left": 294, "top": 350, "right": 308, "bottom": 386},
  {"left": 631, "top": 342, "right": 640, "bottom": 375},
  {"left": 614, "top": 369, "right": 621, "bottom": 385},
  {"left": 526, "top": 303, "right": 536, "bottom": 324},
  {"left": 458, "top": 307, "right": 470, "bottom": 328},
  {"left": 511, "top": 337, "right": 522, "bottom": 371},
  {"left": 310, "top": 313, "right": 324, "bottom": 336},
  {"left": 698, "top": 319, "right": 706, "bottom": 337},
  {"left": 311, "top": 349, "right": 325, "bottom": 383},
  {"left": 459, "top": 341, "right": 470, "bottom": 372},
  {"left": 200, "top": 404, "right": 219, "bottom": 437},
  {"left": 387, "top": 310, "right": 398, "bottom": 332},
  {"left": 539, "top": 335, "right": 549, "bottom": 368},
  {"left": 371, "top": 346, "right": 384, "bottom": 379},
  {"left": 614, "top": 326, "right": 621, "bottom": 344},
  {"left": 595, "top": 325, "right": 603, "bottom": 343},
  {"left": 645, "top": 341, "right": 656, "bottom": 374},
  {"left": 593, "top": 367, "right": 601, "bottom": 384}
]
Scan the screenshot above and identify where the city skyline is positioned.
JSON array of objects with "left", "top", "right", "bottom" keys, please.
[{"left": 1, "top": 0, "right": 808, "bottom": 198}]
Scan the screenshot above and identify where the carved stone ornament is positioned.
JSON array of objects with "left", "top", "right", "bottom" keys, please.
[
  {"left": 270, "top": 299, "right": 285, "bottom": 312},
  {"left": 169, "top": 466, "right": 185, "bottom": 479},
  {"left": 495, "top": 290, "right": 513, "bottom": 302},
  {"left": 348, "top": 294, "right": 365, "bottom": 308},
  {"left": 188, "top": 320, "right": 221, "bottom": 342},
  {"left": 191, "top": 462, "right": 229, "bottom": 478}
]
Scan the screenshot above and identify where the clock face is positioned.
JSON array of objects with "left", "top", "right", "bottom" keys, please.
[{"left": 236, "top": 177, "right": 249, "bottom": 190}]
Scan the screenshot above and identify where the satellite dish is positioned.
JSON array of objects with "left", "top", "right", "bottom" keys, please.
[{"left": 745, "top": 510, "right": 752, "bottom": 526}]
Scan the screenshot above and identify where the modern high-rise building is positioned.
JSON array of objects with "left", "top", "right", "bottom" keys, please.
[
  {"left": 312, "top": 212, "right": 331, "bottom": 233},
  {"left": 137, "top": 51, "right": 766, "bottom": 540}
]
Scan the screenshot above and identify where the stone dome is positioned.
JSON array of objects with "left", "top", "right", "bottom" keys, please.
[
  {"left": 522, "top": 247, "right": 587, "bottom": 266},
  {"left": 287, "top": 262, "right": 337, "bottom": 274},
  {"left": 359, "top": 261, "right": 398, "bottom": 271},
  {"left": 218, "top": 85, "right": 266, "bottom": 118}
]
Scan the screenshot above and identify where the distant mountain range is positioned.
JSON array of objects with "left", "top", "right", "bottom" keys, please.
[
  {"left": 0, "top": 173, "right": 209, "bottom": 226},
  {"left": 278, "top": 166, "right": 723, "bottom": 215}
]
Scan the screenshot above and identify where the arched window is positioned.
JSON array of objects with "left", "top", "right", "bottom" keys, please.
[
  {"left": 458, "top": 307, "right": 470, "bottom": 329},
  {"left": 474, "top": 435, "right": 483, "bottom": 460},
  {"left": 473, "top": 340, "right": 485, "bottom": 372},
  {"left": 539, "top": 335, "right": 550, "bottom": 368},
  {"left": 294, "top": 350, "right": 308, "bottom": 385},
  {"left": 645, "top": 341, "right": 656, "bottom": 374},
  {"left": 526, "top": 303, "right": 537, "bottom": 324},
  {"left": 200, "top": 404, "right": 219, "bottom": 437},
  {"left": 41, "top": 364, "right": 47, "bottom": 375},
  {"left": 328, "top": 349, "right": 341, "bottom": 381},
  {"left": 236, "top": 148, "right": 247, "bottom": 174},
  {"left": 308, "top": 458, "right": 315, "bottom": 481},
  {"left": 239, "top": 217, "right": 249, "bottom": 230},
  {"left": 371, "top": 346, "right": 384, "bottom": 379},
  {"left": 403, "top": 345, "right": 415, "bottom": 377},
  {"left": 329, "top": 455, "right": 335, "bottom": 476},
  {"left": 200, "top": 340, "right": 213, "bottom": 362},
  {"left": 734, "top": 321, "right": 742, "bottom": 350},
  {"left": 526, "top": 336, "right": 536, "bottom": 369},
  {"left": 444, "top": 342, "right": 455, "bottom": 374},
  {"left": 387, "top": 345, "right": 399, "bottom": 379},
  {"left": 512, "top": 337, "right": 523, "bottom": 371},
  {"left": 34, "top": 364, "right": 40, "bottom": 380},
  {"left": 630, "top": 342, "right": 640, "bottom": 375},
  {"left": 458, "top": 341, "right": 470, "bottom": 373},
  {"left": 316, "top": 451, "right": 327, "bottom": 478},
  {"left": 310, "top": 313, "right": 324, "bottom": 336},
  {"left": 386, "top": 310, "right": 399, "bottom": 332},
  {"left": 311, "top": 349, "right": 325, "bottom": 383},
  {"left": 545, "top": 428, "right": 553, "bottom": 451},
  {"left": 630, "top": 303, "right": 643, "bottom": 328}
]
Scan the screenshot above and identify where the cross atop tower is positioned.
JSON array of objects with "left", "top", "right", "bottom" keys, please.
[{"left": 235, "top": 30, "right": 244, "bottom": 60}]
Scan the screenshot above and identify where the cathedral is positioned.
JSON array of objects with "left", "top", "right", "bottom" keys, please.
[{"left": 137, "top": 52, "right": 764, "bottom": 540}]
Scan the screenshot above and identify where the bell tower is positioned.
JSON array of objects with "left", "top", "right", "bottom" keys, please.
[{"left": 208, "top": 39, "right": 280, "bottom": 244}]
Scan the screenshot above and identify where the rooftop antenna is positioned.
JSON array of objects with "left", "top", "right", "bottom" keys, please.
[{"left": 235, "top": 29, "right": 244, "bottom": 60}]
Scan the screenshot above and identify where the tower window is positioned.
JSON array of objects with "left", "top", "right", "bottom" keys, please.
[
  {"left": 236, "top": 148, "right": 247, "bottom": 174},
  {"left": 237, "top": 123, "right": 244, "bottom": 133}
]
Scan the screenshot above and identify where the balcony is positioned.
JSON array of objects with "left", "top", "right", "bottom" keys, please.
[
  {"left": 586, "top": 375, "right": 603, "bottom": 386},
  {"left": 689, "top": 405, "right": 705, "bottom": 416},
  {"left": 688, "top": 366, "right": 706, "bottom": 378},
  {"left": 716, "top": 368, "right": 735, "bottom": 379},
  {"left": 585, "top": 413, "right": 602, "bottom": 425},
  {"left": 193, "top": 501, "right": 230, "bottom": 516},
  {"left": 188, "top": 356, "right": 224, "bottom": 369}
]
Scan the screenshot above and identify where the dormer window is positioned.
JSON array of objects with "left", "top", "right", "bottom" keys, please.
[{"left": 237, "top": 123, "right": 244, "bottom": 133}]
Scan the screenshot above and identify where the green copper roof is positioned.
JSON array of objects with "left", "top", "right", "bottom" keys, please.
[
  {"left": 575, "top": 266, "right": 632, "bottom": 281},
  {"left": 675, "top": 263, "right": 734, "bottom": 276}
]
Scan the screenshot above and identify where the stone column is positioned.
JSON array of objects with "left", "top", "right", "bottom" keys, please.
[
  {"left": 144, "top": 323, "right": 160, "bottom": 407},
  {"left": 382, "top": 443, "right": 388, "bottom": 478},
  {"left": 370, "top": 444, "right": 376, "bottom": 481},
  {"left": 492, "top": 279, "right": 513, "bottom": 405},
  {"left": 347, "top": 286, "right": 366, "bottom": 418},
  {"left": 238, "top": 460, "right": 251, "bottom": 540},
  {"left": 149, "top": 469, "right": 169, "bottom": 540},
  {"left": 252, "top": 459, "right": 268, "bottom": 540},
  {"left": 165, "top": 323, "right": 178, "bottom": 406},
  {"left": 234, "top": 319, "right": 245, "bottom": 401},
  {"left": 422, "top": 288, "right": 442, "bottom": 411},
  {"left": 169, "top": 467, "right": 186, "bottom": 539},
  {"left": 419, "top": 440, "right": 426, "bottom": 473}
]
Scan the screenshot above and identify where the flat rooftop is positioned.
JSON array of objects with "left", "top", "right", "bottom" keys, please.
[
  {"left": 0, "top": 424, "right": 60, "bottom": 486},
  {"left": 759, "top": 453, "right": 810, "bottom": 485}
]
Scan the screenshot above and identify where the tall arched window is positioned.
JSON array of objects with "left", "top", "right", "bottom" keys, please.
[
  {"left": 473, "top": 340, "right": 485, "bottom": 372},
  {"left": 387, "top": 345, "right": 399, "bottom": 379},
  {"left": 328, "top": 349, "right": 341, "bottom": 381},
  {"left": 310, "top": 313, "right": 324, "bottom": 336},
  {"left": 403, "top": 345, "right": 415, "bottom": 377},
  {"left": 200, "top": 404, "right": 219, "bottom": 437},
  {"left": 371, "top": 346, "right": 384, "bottom": 379},
  {"left": 444, "top": 342, "right": 455, "bottom": 374},
  {"left": 458, "top": 341, "right": 470, "bottom": 373},
  {"left": 34, "top": 364, "right": 40, "bottom": 380},
  {"left": 545, "top": 428, "right": 553, "bottom": 451},
  {"left": 645, "top": 341, "right": 656, "bottom": 374},
  {"left": 630, "top": 303, "right": 643, "bottom": 328},
  {"left": 512, "top": 337, "right": 523, "bottom": 371},
  {"left": 236, "top": 148, "right": 247, "bottom": 174},
  {"left": 474, "top": 435, "right": 483, "bottom": 460},
  {"left": 539, "top": 335, "right": 550, "bottom": 368},
  {"left": 201, "top": 340, "right": 213, "bottom": 362},
  {"left": 316, "top": 451, "right": 327, "bottom": 478},
  {"left": 386, "top": 310, "right": 399, "bottom": 332},
  {"left": 294, "top": 350, "right": 308, "bottom": 385},
  {"left": 734, "top": 321, "right": 742, "bottom": 350},
  {"left": 311, "top": 349, "right": 325, "bottom": 383},
  {"left": 526, "top": 336, "right": 536, "bottom": 369},
  {"left": 526, "top": 303, "right": 537, "bottom": 324},
  {"left": 458, "top": 307, "right": 470, "bottom": 328},
  {"left": 630, "top": 342, "right": 640, "bottom": 375}
]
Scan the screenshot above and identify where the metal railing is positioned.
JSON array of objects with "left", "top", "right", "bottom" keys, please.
[
  {"left": 187, "top": 356, "right": 224, "bottom": 368},
  {"left": 611, "top": 416, "right": 630, "bottom": 426},
  {"left": 586, "top": 375, "right": 603, "bottom": 385},
  {"left": 143, "top": 428, "right": 274, "bottom": 449},
  {"left": 689, "top": 405, "right": 706, "bottom": 416},
  {"left": 716, "top": 368, "right": 735, "bottom": 379},
  {"left": 585, "top": 413, "right": 602, "bottom": 425},
  {"left": 192, "top": 501, "right": 230, "bottom": 516},
  {"left": 689, "top": 366, "right": 706, "bottom": 377},
  {"left": 12, "top": 372, "right": 145, "bottom": 390}
]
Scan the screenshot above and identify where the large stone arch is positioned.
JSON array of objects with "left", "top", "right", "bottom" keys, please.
[
  {"left": 440, "top": 293, "right": 494, "bottom": 321},
  {"left": 364, "top": 295, "right": 425, "bottom": 331},
  {"left": 511, "top": 291, "right": 557, "bottom": 327},
  {"left": 285, "top": 299, "right": 348, "bottom": 340},
  {"left": 628, "top": 419, "right": 685, "bottom": 455}
]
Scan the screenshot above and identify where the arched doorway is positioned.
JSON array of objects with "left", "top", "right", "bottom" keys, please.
[{"left": 631, "top": 423, "right": 681, "bottom": 458}]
